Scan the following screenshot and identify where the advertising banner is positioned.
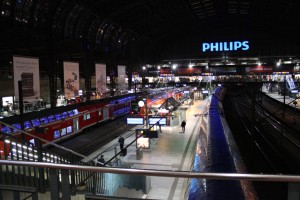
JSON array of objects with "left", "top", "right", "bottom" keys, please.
[
  {"left": 160, "top": 68, "right": 171, "bottom": 74},
  {"left": 245, "top": 66, "right": 272, "bottom": 74},
  {"left": 118, "top": 65, "right": 126, "bottom": 91},
  {"left": 13, "top": 56, "right": 40, "bottom": 102},
  {"left": 64, "top": 61, "right": 79, "bottom": 99},
  {"left": 177, "top": 67, "right": 202, "bottom": 75},
  {"left": 210, "top": 67, "right": 237, "bottom": 74},
  {"left": 95, "top": 63, "right": 106, "bottom": 94}
]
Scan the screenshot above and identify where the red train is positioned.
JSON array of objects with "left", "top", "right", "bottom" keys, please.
[
  {"left": 130, "top": 87, "right": 191, "bottom": 117},
  {"left": 0, "top": 93, "right": 137, "bottom": 146}
]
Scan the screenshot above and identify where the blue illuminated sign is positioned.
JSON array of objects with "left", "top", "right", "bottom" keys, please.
[
  {"left": 148, "top": 117, "right": 167, "bottom": 125},
  {"left": 127, "top": 117, "right": 144, "bottom": 125},
  {"left": 202, "top": 41, "right": 249, "bottom": 52}
]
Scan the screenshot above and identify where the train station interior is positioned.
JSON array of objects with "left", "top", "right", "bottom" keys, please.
[{"left": 0, "top": 1, "right": 300, "bottom": 200}]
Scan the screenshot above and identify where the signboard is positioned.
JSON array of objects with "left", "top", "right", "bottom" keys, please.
[
  {"left": 177, "top": 67, "right": 202, "bottom": 75},
  {"left": 127, "top": 117, "right": 144, "bottom": 125},
  {"left": 148, "top": 117, "right": 167, "bottom": 125},
  {"left": 245, "top": 66, "right": 272, "bottom": 74},
  {"left": 13, "top": 56, "right": 40, "bottom": 102},
  {"left": 144, "top": 130, "right": 158, "bottom": 138},
  {"left": 118, "top": 65, "right": 126, "bottom": 91},
  {"left": 202, "top": 41, "right": 249, "bottom": 52},
  {"left": 64, "top": 61, "right": 79, "bottom": 99},
  {"left": 136, "top": 129, "right": 150, "bottom": 149},
  {"left": 95, "top": 63, "right": 106, "bottom": 94}
]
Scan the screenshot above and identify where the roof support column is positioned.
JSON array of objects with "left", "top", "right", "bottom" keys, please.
[{"left": 84, "top": 49, "right": 92, "bottom": 101}]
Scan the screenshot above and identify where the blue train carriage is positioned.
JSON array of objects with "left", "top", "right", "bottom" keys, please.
[{"left": 188, "top": 86, "right": 258, "bottom": 200}]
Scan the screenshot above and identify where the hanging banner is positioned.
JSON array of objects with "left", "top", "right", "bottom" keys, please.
[
  {"left": 95, "top": 63, "right": 107, "bottom": 94},
  {"left": 64, "top": 61, "right": 79, "bottom": 99},
  {"left": 13, "top": 56, "right": 40, "bottom": 102},
  {"left": 118, "top": 65, "right": 126, "bottom": 91}
]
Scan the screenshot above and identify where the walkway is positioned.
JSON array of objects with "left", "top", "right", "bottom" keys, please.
[{"left": 83, "top": 98, "right": 209, "bottom": 200}]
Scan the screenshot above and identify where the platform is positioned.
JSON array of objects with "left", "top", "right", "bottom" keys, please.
[
  {"left": 262, "top": 85, "right": 300, "bottom": 110},
  {"left": 83, "top": 98, "right": 209, "bottom": 199}
]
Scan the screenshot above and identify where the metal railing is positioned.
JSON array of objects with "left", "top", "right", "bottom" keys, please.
[{"left": 1, "top": 160, "right": 300, "bottom": 199}]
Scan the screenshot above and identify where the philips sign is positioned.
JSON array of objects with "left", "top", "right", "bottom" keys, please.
[{"left": 202, "top": 41, "right": 249, "bottom": 52}]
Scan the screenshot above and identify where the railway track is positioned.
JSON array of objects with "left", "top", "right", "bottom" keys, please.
[
  {"left": 46, "top": 116, "right": 135, "bottom": 158},
  {"left": 224, "top": 86, "right": 300, "bottom": 174}
]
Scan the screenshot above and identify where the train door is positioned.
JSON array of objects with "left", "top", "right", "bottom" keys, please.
[
  {"left": 73, "top": 118, "right": 79, "bottom": 132},
  {"left": 103, "top": 106, "right": 109, "bottom": 120}
]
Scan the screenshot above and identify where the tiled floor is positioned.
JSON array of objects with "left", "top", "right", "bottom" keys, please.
[{"left": 84, "top": 99, "right": 209, "bottom": 199}]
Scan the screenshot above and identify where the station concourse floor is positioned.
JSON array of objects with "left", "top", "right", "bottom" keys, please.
[{"left": 82, "top": 98, "right": 209, "bottom": 200}]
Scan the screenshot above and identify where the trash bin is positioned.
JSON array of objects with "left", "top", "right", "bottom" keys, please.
[{"left": 136, "top": 147, "right": 143, "bottom": 160}]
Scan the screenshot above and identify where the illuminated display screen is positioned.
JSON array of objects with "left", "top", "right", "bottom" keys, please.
[
  {"left": 137, "top": 138, "right": 150, "bottom": 149},
  {"left": 127, "top": 117, "right": 144, "bottom": 125},
  {"left": 148, "top": 117, "right": 167, "bottom": 125},
  {"left": 48, "top": 115, "right": 55, "bottom": 123}
]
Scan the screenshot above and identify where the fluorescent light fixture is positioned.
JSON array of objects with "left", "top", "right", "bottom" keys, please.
[{"left": 283, "top": 61, "right": 292, "bottom": 64}]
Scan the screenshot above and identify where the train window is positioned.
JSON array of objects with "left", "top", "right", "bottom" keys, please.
[
  {"left": 73, "top": 109, "right": 79, "bottom": 115},
  {"left": 40, "top": 117, "right": 48, "bottom": 124},
  {"left": 67, "top": 111, "right": 74, "bottom": 117},
  {"left": 53, "top": 130, "right": 60, "bottom": 139},
  {"left": 61, "top": 112, "right": 67, "bottom": 119},
  {"left": 83, "top": 114, "right": 90, "bottom": 120},
  {"left": 12, "top": 123, "right": 21, "bottom": 132},
  {"left": 24, "top": 121, "right": 32, "bottom": 129},
  {"left": 67, "top": 126, "right": 72, "bottom": 134},
  {"left": 29, "top": 139, "right": 35, "bottom": 146},
  {"left": 1, "top": 126, "right": 11, "bottom": 134},
  {"left": 48, "top": 115, "right": 55, "bottom": 123},
  {"left": 55, "top": 114, "right": 61, "bottom": 120},
  {"left": 31, "top": 119, "right": 40, "bottom": 127},
  {"left": 61, "top": 128, "right": 66, "bottom": 136}
]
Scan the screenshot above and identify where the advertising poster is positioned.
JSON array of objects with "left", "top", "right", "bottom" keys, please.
[
  {"left": 63, "top": 61, "right": 79, "bottom": 99},
  {"left": 177, "top": 67, "right": 202, "bottom": 75},
  {"left": 95, "top": 63, "right": 107, "bottom": 94},
  {"left": 118, "top": 65, "right": 126, "bottom": 91},
  {"left": 245, "top": 66, "right": 272, "bottom": 74},
  {"left": 13, "top": 56, "right": 40, "bottom": 102}
]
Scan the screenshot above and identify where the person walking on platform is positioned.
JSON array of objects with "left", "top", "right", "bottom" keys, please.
[
  {"left": 118, "top": 136, "right": 125, "bottom": 151},
  {"left": 181, "top": 120, "right": 186, "bottom": 133}
]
